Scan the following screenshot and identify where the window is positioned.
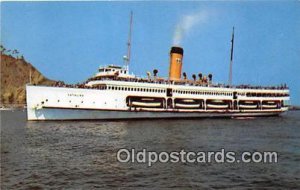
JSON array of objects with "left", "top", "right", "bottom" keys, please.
[{"left": 167, "top": 88, "right": 172, "bottom": 97}]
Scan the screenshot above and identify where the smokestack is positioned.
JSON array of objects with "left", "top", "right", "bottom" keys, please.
[{"left": 169, "top": 46, "right": 184, "bottom": 80}]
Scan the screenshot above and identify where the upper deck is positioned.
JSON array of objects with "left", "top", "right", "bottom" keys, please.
[
  {"left": 45, "top": 63, "right": 289, "bottom": 99},
  {"left": 86, "top": 72, "right": 289, "bottom": 92},
  {"left": 94, "top": 65, "right": 135, "bottom": 79}
]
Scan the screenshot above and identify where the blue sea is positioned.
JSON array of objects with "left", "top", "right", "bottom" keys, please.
[{"left": 1, "top": 110, "right": 300, "bottom": 189}]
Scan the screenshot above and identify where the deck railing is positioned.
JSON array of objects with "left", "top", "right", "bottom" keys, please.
[{"left": 30, "top": 77, "right": 289, "bottom": 91}]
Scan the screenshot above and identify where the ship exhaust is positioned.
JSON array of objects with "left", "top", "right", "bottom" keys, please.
[{"left": 169, "top": 46, "right": 184, "bottom": 80}]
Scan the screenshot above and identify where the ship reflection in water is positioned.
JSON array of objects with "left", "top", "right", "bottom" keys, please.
[{"left": 1, "top": 110, "right": 300, "bottom": 189}]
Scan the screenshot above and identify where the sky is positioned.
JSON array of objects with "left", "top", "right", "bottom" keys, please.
[{"left": 1, "top": 1, "right": 300, "bottom": 105}]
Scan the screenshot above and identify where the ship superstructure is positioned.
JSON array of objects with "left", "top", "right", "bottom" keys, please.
[{"left": 26, "top": 45, "right": 290, "bottom": 120}]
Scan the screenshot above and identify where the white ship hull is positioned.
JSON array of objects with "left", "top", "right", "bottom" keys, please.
[
  {"left": 29, "top": 107, "right": 284, "bottom": 121},
  {"left": 26, "top": 84, "right": 289, "bottom": 121}
]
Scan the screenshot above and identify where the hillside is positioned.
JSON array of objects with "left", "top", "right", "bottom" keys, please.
[{"left": 1, "top": 53, "right": 57, "bottom": 107}]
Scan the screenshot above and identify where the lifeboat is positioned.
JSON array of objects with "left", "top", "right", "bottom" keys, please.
[
  {"left": 265, "top": 101, "right": 275, "bottom": 104},
  {"left": 175, "top": 103, "right": 201, "bottom": 108},
  {"left": 206, "top": 104, "right": 229, "bottom": 109},
  {"left": 244, "top": 101, "right": 256, "bottom": 104},
  {"left": 238, "top": 100, "right": 259, "bottom": 109},
  {"left": 239, "top": 104, "right": 258, "bottom": 109},
  {"left": 209, "top": 99, "right": 225, "bottom": 103},
  {"left": 131, "top": 101, "right": 161, "bottom": 107},
  {"left": 262, "top": 100, "right": 279, "bottom": 109},
  {"left": 141, "top": 98, "right": 155, "bottom": 101},
  {"left": 174, "top": 98, "right": 203, "bottom": 109},
  {"left": 182, "top": 99, "right": 195, "bottom": 103},
  {"left": 127, "top": 96, "right": 164, "bottom": 108},
  {"left": 262, "top": 104, "right": 277, "bottom": 109},
  {"left": 206, "top": 99, "right": 229, "bottom": 109}
]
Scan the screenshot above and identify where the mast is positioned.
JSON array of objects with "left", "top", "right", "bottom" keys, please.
[
  {"left": 228, "top": 27, "right": 234, "bottom": 86},
  {"left": 125, "top": 11, "right": 133, "bottom": 69}
]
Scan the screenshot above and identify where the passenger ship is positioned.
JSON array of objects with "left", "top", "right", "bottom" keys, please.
[{"left": 26, "top": 45, "right": 290, "bottom": 120}]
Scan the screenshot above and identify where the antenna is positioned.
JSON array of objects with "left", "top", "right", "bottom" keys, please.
[
  {"left": 125, "top": 11, "right": 133, "bottom": 69},
  {"left": 228, "top": 26, "right": 234, "bottom": 86}
]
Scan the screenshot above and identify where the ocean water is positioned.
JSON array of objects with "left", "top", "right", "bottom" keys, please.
[{"left": 1, "top": 110, "right": 300, "bottom": 189}]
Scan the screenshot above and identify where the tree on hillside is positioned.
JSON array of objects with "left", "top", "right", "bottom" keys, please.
[
  {"left": 0, "top": 45, "right": 6, "bottom": 54},
  {"left": 12, "top": 49, "right": 20, "bottom": 58}
]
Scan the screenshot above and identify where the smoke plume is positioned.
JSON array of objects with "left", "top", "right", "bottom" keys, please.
[{"left": 173, "top": 10, "right": 210, "bottom": 46}]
